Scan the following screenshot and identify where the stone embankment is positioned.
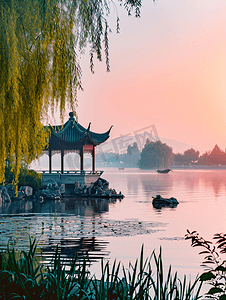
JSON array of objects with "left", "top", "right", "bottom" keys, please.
[
  {"left": 36, "top": 178, "right": 124, "bottom": 201},
  {"left": 73, "top": 178, "right": 123, "bottom": 199},
  {"left": 0, "top": 178, "right": 124, "bottom": 202},
  {"left": 0, "top": 184, "right": 33, "bottom": 202}
]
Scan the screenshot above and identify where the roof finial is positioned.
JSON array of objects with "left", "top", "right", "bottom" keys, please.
[{"left": 69, "top": 111, "right": 75, "bottom": 120}]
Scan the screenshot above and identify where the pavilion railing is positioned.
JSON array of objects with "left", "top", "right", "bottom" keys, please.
[{"left": 41, "top": 170, "right": 103, "bottom": 176}]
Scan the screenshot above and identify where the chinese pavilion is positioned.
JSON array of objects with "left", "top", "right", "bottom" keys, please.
[{"left": 47, "top": 112, "right": 112, "bottom": 174}]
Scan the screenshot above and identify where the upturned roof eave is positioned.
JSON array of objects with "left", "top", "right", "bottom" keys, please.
[
  {"left": 47, "top": 112, "right": 112, "bottom": 147},
  {"left": 87, "top": 132, "right": 110, "bottom": 145}
]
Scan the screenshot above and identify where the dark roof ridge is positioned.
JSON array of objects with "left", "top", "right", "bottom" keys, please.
[{"left": 48, "top": 112, "right": 112, "bottom": 146}]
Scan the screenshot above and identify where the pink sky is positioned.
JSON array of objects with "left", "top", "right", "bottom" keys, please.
[{"left": 56, "top": 0, "right": 226, "bottom": 153}]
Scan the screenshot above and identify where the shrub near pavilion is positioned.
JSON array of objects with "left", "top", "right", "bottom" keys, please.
[{"left": 5, "top": 165, "right": 42, "bottom": 193}]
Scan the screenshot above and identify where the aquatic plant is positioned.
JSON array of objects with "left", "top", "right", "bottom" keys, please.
[
  {"left": 186, "top": 230, "right": 226, "bottom": 299},
  {"left": 0, "top": 237, "right": 202, "bottom": 299}
]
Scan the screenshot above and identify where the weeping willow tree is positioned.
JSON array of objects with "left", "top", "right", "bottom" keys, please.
[{"left": 0, "top": 0, "right": 144, "bottom": 186}]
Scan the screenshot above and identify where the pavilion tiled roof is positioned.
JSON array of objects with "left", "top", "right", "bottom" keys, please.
[{"left": 49, "top": 112, "right": 112, "bottom": 149}]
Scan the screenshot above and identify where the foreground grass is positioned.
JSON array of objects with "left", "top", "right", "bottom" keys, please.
[{"left": 0, "top": 237, "right": 202, "bottom": 300}]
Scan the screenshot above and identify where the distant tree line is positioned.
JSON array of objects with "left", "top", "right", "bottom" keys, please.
[
  {"left": 96, "top": 142, "right": 141, "bottom": 167},
  {"left": 97, "top": 141, "right": 226, "bottom": 169},
  {"left": 138, "top": 142, "right": 226, "bottom": 168},
  {"left": 175, "top": 144, "right": 226, "bottom": 166},
  {"left": 174, "top": 148, "right": 200, "bottom": 165},
  {"left": 141, "top": 142, "right": 226, "bottom": 168}
]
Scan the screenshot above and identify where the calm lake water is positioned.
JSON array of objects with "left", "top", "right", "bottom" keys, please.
[{"left": 1, "top": 168, "right": 226, "bottom": 280}]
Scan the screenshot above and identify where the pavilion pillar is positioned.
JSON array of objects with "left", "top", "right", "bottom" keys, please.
[
  {"left": 80, "top": 147, "right": 84, "bottom": 171},
  {"left": 92, "top": 146, "right": 95, "bottom": 172},
  {"left": 61, "top": 150, "right": 64, "bottom": 174},
  {"left": 49, "top": 149, "right": 52, "bottom": 173}
]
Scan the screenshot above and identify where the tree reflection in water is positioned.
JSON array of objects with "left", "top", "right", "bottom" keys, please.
[{"left": 0, "top": 197, "right": 118, "bottom": 266}]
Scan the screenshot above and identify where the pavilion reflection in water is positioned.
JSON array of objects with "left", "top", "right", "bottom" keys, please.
[
  {"left": 37, "top": 198, "right": 113, "bottom": 265},
  {"left": 40, "top": 236, "right": 109, "bottom": 265},
  {"left": 0, "top": 197, "right": 117, "bottom": 215},
  {"left": 0, "top": 198, "right": 118, "bottom": 265}
]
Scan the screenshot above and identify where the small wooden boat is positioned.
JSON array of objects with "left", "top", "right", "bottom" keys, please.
[
  {"left": 156, "top": 169, "right": 171, "bottom": 174},
  {"left": 118, "top": 167, "right": 124, "bottom": 170}
]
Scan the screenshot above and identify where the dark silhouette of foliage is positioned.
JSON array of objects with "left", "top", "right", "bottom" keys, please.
[
  {"left": 174, "top": 145, "right": 226, "bottom": 166},
  {"left": 123, "top": 142, "right": 140, "bottom": 166},
  {"left": 139, "top": 140, "right": 173, "bottom": 169},
  {"left": 5, "top": 166, "right": 14, "bottom": 185},
  {"left": 174, "top": 153, "right": 184, "bottom": 165},
  {"left": 186, "top": 230, "right": 226, "bottom": 299},
  {"left": 127, "top": 142, "right": 139, "bottom": 155},
  {"left": 198, "top": 145, "right": 226, "bottom": 166},
  {"left": 174, "top": 148, "right": 199, "bottom": 165},
  {"left": 5, "top": 166, "right": 41, "bottom": 192},
  {"left": 18, "top": 168, "right": 42, "bottom": 192},
  {"left": 184, "top": 148, "right": 200, "bottom": 163}
]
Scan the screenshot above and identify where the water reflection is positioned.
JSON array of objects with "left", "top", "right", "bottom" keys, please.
[
  {"left": 0, "top": 197, "right": 118, "bottom": 216},
  {"left": 0, "top": 199, "right": 34, "bottom": 214},
  {"left": 0, "top": 197, "right": 115, "bottom": 266},
  {"left": 171, "top": 170, "right": 226, "bottom": 197},
  {"left": 1, "top": 169, "right": 226, "bottom": 278},
  {"left": 199, "top": 171, "right": 226, "bottom": 196},
  {"left": 139, "top": 173, "right": 173, "bottom": 197},
  {"left": 136, "top": 170, "right": 226, "bottom": 199},
  {"left": 41, "top": 236, "right": 109, "bottom": 264},
  {"left": 127, "top": 175, "right": 140, "bottom": 194},
  {"left": 172, "top": 172, "right": 201, "bottom": 191}
]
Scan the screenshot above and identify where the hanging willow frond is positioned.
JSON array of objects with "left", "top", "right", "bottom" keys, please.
[
  {"left": 104, "top": 21, "right": 110, "bottom": 72},
  {"left": 0, "top": 0, "right": 146, "bottom": 184}
]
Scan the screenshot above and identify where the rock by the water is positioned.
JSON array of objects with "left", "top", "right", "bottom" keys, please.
[
  {"left": 59, "top": 184, "right": 65, "bottom": 194},
  {"left": 73, "top": 179, "right": 124, "bottom": 199},
  {"left": 37, "top": 196, "right": 44, "bottom": 203},
  {"left": 152, "top": 195, "right": 179, "bottom": 208},
  {"left": 0, "top": 186, "right": 11, "bottom": 202},
  {"left": 5, "top": 184, "right": 16, "bottom": 199},
  {"left": 0, "top": 184, "right": 35, "bottom": 201},
  {"left": 40, "top": 179, "right": 62, "bottom": 190},
  {"left": 13, "top": 191, "right": 25, "bottom": 200},
  {"left": 35, "top": 181, "right": 63, "bottom": 200},
  {"left": 19, "top": 186, "right": 33, "bottom": 197},
  {"left": 93, "top": 178, "right": 109, "bottom": 191}
]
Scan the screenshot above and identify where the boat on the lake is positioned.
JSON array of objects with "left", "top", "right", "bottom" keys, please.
[
  {"left": 118, "top": 167, "right": 124, "bottom": 170},
  {"left": 152, "top": 194, "right": 179, "bottom": 208},
  {"left": 156, "top": 169, "right": 171, "bottom": 173}
]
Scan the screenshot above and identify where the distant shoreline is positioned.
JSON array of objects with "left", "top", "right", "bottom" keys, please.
[
  {"left": 107, "top": 165, "right": 226, "bottom": 170},
  {"left": 171, "top": 165, "right": 226, "bottom": 170},
  {"left": 34, "top": 165, "right": 226, "bottom": 173}
]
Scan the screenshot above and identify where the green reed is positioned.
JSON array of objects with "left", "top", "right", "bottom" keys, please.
[{"left": 0, "top": 238, "right": 203, "bottom": 299}]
